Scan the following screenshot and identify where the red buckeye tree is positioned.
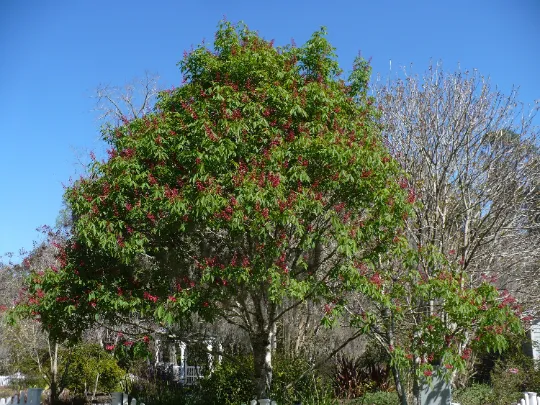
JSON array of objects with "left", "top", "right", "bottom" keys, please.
[{"left": 19, "top": 22, "right": 412, "bottom": 398}]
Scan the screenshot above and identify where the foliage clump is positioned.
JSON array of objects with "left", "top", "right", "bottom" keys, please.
[{"left": 63, "top": 343, "right": 125, "bottom": 396}]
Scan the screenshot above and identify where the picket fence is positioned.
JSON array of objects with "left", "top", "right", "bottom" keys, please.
[
  {"left": 0, "top": 389, "right": 42, "bottom": 405},
  {"left": 0, "top": 391, "right": 140, "bottom": 405},
  {"left": 0, "top": 390, "right": 279, "bottom": 405},
  {"left": 111, "top": 392, "right": 144, "bottom": 405},
  {"left": 515, "top": 392, "right": 540, "bottom": 405}
]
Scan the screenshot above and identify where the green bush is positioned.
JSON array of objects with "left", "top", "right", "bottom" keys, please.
[
  {"left": 63, "top": 343, "right": 125, "bottom": 395},
  {"left": 271, "top": 354, "right": 335, "bottom": 404},
  {"left": 129, "top": 381, "right": 194, "bottom": 405},
  {"left": 356, "top": 391, "right": 399, "bottom": 405},
  {"left": 453, "top": 383, "right": 493, "bottom": 405},
  {"left": 489, "top": 358, "right": 527, "bottom": 405},
  {"left": 197, "top": 355, "right": 254, "bottom": 405},
  {"left": 185, "top": 353, "right": 334, "bottom": 405},
  {"left": 454, "top": 352, "right": 540, "bottom": 405}
]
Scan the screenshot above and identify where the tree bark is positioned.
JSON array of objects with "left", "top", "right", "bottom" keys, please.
[
  {"left": 251, "top": 326, "right": 275, "bottom": 399},
  {"left": 49, "top": 338, "right": 59, "bottom": 404},
  {"left": 392, "top": 363, "right": 409, "bottom": 405}
]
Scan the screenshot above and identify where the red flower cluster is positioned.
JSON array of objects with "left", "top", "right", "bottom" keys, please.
[
  {"left": 143, "top": 291, "right": 158, "bottom": 303},
  {"left": 267, "top": 173, "right": 280, "bottom": 187},
  {"left": 461, "top": 348, "right": 472, "bottom": 360},
  {"left": 370, "top": 273, "right": 383, "bottom": 287}
]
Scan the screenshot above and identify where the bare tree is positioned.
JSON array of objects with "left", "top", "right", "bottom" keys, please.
[
  {"left": 93, "top": 72, "right": 160, "bottom": 126},
  {"left": 375, "top": 63, "right": 540, "bottom": 311}
]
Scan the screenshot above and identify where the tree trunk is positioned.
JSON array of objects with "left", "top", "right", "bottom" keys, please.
[
  {"left": 392, "top": 364, "right": 409, "bottom": 405},
  {"left": 385, "top": 307, "right": 408, "bottom": 405},
  {"left": 413, "top": 373, "right": 422, "bottom": 405},
  {"left": 251, "top": 327, "right": 275, "bottom": 399},
  {"left": 49, "top": 339, "right": 59, "bottom": 404}
]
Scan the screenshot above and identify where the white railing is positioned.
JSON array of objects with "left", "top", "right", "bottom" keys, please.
[
  {"left": 244, "top": 400, "right": 277, "bottom": 405},
  {"left": 156, "top": 362, "right": 205, "bottom": 385},
  {"left": 0, "top": 373, "right": 25, "bottom": 387},
  {"left": 0, "top": 389, "right": 42, "bottom": 405},
  {"left": 184, "top": 365, "right": 202, "bottom": 385},
  {"left": 514, "top": 392, "right": 539, "bottom": 405}
]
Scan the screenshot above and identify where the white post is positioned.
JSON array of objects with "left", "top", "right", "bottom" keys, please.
[
  {"left": 217, "top": 342, "right": 223, "bottom": 366},
  {"left": 130, "top": 398, "right": 137, "bottom": 405},
  {"left": 524, "top": 392, "right": 530, "bottom": 405},
  {"left": 27, "top": 389, "right": 43, "bottom": 405},
  {"left": 122, "top": 392, "right": 129, "bottom": 405},
  {"left": 154, "top": 339, "right": 161, "bottom": 365},
  {"left": 258, "top": 400, "right": 271, "bottom": 405},
  {"left": 111, "top": 392, "right": 123, "bottom": 405},
  {"left": 179, "top": 341, "right": 187, "bottom": 382},
  {"left": 206, "top": 340, "right": 214, "bottom": 371},
  {"left": 528, "top": 393, "right": 537, "bottom": 405},
  {"left": 250, "top": 401, "right": 257, "bottom": 405},
  {"left": 170, "top": 343, "right": 177, "bottom": 366}
]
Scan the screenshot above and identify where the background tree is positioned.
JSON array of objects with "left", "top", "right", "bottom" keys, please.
[
  {"left": 18, "top": 22, "right": 411, "bottom": 399},
  {"left": 365, "top": 63, "right": 537, "bottom": 404},
  {"left": 374, "top": 64, "right": 540, "bottom": 311},
  {"left": 94, "top": 71, "right": 160, "bottom": 126}
]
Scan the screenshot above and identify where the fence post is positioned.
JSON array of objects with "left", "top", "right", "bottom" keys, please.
[
  {"left": 111, "top": 392, "right": 123, "bottom": 405},
  {"left": 27, "top": 389, "right": 43, "bottom": 405}
]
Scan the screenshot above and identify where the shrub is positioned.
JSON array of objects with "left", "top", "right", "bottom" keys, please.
[
  {"left": 197, "top": 355, "right": 254, "bottom": 405},
  {"left": 177, "top": 353, "right": 335, "bottom": 405},
  {"left": 453, "top": 383, "right": 493, "bottom": 405},
  {"left": 332, "top": 344, "right": 391, "bottom": 399},
  {"left": 63, "top": 343, "right": 125, "bottom": 395},
  {"left": 489, "top": 357, "right": 530, "bottom": 405},
  {"left": 357, "top": 391, "right": 399, "bottom": 405},
  {"left": 271, "top": 353, "right": 334, "bottom": 404},
  {"left": 333, "top": 355, "right": 367, "bottom": 398},
  {"left": 129, "top": 381, "right": 194, "bottom": 405}
]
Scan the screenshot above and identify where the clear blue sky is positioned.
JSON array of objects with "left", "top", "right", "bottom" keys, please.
[{"left": 1, "top": 0, "right": 539, "bottom": 263}]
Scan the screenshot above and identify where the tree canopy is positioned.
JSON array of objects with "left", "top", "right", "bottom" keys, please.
[{"left": 19, "top": 22, "right": 413, "bottom": 397}]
